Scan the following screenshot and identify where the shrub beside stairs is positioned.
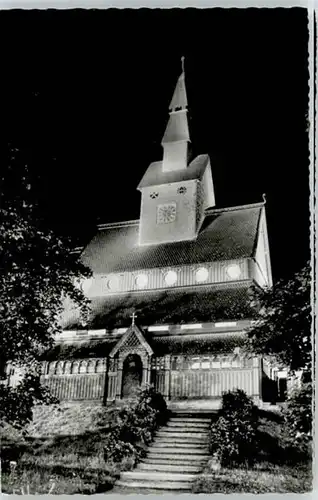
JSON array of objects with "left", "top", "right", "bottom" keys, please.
[{"left": 115, "top": 413, "right": 212, "bottom": 492}]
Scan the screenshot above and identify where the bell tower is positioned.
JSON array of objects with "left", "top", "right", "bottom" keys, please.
[{"left": 137, "top": 58, "right": 215, "bottom": 246}]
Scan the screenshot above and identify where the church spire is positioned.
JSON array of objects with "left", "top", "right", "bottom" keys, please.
[{"left": 161, "top": 57, "right": 190, "bottom": 172}]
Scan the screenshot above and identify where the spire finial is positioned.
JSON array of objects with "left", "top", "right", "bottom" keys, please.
[
  {"left": 181, "top": 56, "right": 185, "bottom": 73},
  {"left": 262, "top": 193, "right": 267, "bottom": 204},
  {"left": 130, "top": 311, "right": 137, "bottom": 326}
]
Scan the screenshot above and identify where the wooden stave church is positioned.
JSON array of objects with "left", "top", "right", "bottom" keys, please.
[{"left": 37, "top": 62, "right": 274, "bottom": 406}]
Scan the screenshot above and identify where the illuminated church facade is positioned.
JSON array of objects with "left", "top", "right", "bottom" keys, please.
[{"left": 38, "top": 61, "right": 274, "bottom": 406}]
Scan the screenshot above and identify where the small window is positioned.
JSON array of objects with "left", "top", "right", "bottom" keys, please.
[
  {"left": 182, "top": 357, "right": 191, "bottom": 370},
  {"left": 221, "top": 357, "right": 231, "bottom": 368},
  {"left": 79, "top": 362, "right": 87, "bottom": 374},
  {"left": 135, "top": 273, "right": 148, "bottom": 288},
  {"left": 164, "top": 270, "right": 178, "bottom": 286},
  {"left": 159, "top": 358, "right": 165, "bottom": 370},
  {"left": 211, "top": 358, "right": 221, "bottom": 369},
  {"left": 87, "top": 361, "right": 95, "bottom": 373},
  {"left": 177, "top": 186, "right": 187, "bottom": 194},
  {"left": 191, "top": 357, "right": 200, "bottom": 370},
  {"left": 243, "top": 357, "right": 253, "bottom": 368},
  {"left": 150, "top": 192, "right": 159, "bottom": 199},
  {"left": 201, "top": 358, "right": 211, "bottom": 369},
  {"left": 232, "top": 357, "right": 242, "bottom": 368},
  {"left": 195, "top": 267, "right": 209, "bottom": 283},
  {"left": 171, "top": 356, "right": 178, "bottom": 370},
  {"left": 71, "top": 362, "right": 79, "bottom": 374},
  {"left": 107, "top": 275, "right": 120, "bottom": 291}
]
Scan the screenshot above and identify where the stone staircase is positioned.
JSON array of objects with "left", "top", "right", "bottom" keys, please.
[{"left": 115, "top": 413, "right": 212, "bottom": 492}]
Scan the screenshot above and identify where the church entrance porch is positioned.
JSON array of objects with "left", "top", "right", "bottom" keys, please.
[{"left": 121, "top": 353, "right": 143, "bottom": 398}]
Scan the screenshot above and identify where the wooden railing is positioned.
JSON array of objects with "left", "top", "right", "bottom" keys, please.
[{"left": 41, "top": 373, "right": 106, "bottom": 401}]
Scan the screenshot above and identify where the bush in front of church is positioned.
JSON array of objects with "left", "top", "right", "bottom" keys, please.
[
  {"left": 104, "top": 387, "right": 167, "bottom": 464},
  {"left": 209, "top": 389, "right": 259, "bottom": 467},
  {"left": 282, "top": 381, "right": 312, "bottom": 457}
]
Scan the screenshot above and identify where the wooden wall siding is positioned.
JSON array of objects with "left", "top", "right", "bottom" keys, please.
[
  {"left": 248, "top": 258, "right": 267, "bottom": 289},
  {"left": 41, "top": 373, "right": 106, "bottom": 401},
  {"left": 107, "top": 372, "right": 118, "bottom": 400},
  {"left": 170, "top": 369, "right": 255, "bottom": 399},
  {"left": 93, "top": 258, "right": 250, "bottom": 295},
  {"left": 153, "top": 371, "right": 166, "bottom": 395}
]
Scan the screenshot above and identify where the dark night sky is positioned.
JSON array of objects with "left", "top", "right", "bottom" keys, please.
[{"left": 0, "top": 8, "right": 310, "bottom": 282}]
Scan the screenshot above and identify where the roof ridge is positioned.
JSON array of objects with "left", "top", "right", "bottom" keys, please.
[
  {"left": 205, "top": 201, "right": 265, "bottom": 215},
  {"left": 97, "top": 202, "right": 264, "bottom": 231},
  {"left": 97, "top": 219, "right": 139, "bottom": 230}
]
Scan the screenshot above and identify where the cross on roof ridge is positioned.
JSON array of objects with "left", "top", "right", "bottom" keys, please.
[{"left": 130, "top": 311, "right": 137, "bottom": 325}]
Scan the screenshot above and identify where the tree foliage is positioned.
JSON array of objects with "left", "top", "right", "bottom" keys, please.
[
  {"left": 283, "top": 382, "right": 313, "bottom": 450},
  {"left": 0, "top": 143, "right": 91, "bottom": 428},
  {"left": 209, "top": 389, "right": 259, "bottom": 467},
  {"left": 104, "top": 386, "right": 167, "bottom": 464},
  {"left": 245, "top": 264, "right": 312, "bottom": 373}
]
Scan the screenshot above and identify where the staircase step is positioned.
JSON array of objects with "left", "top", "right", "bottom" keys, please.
[
  {"left": 170, "top": 412, "right": 216, "bottom": 420},
  {"left": 147, "top": 452, "right": 210, "bottom": 461},
  {"left": 113, "top": 413, "right": 212, "bottom": 492},
  {"left": 148, "top": 447, "right": 209, "bottom": 455},
  {"left": 153, "top": 440, "right": 207, "bottom": 447},
  {"left": 154, "top": 435, "right": 208, "bottom": 442},
  {"left": 170, "top": 415, "right": 214, "bottom": 421},
  {"left": 116, "top": 479, "right": 192, "bottom": 491},
  {"left": 150, "top": 441, "right": 208, "bottom": 449},
  {"left": 142, "top": 457, "right": 208, "bottom": 466},
  {"left": 164, "top": 426, "right": 209, "bottom": 433},
  {"left": 166, "top": 421, "right": 210, "bottom": 428},
  {"left": 121, "top": 471, "right": 197, "bottom": 482},
  {"left": 137, "top": 463, "right": 202, "bottom": 473},
  {"left": 156, "top": 431, "right": 208, "bottom": 438}
]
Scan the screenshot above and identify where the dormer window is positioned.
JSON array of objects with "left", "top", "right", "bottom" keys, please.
[
  {"left": 135, "top": 273, "right": 148, "bottom": 289},
  {"left": 226, "top": 264, "right": 241, "bottom": 279},
  {"left": 107, "top": 275, "right": 120, "bottom": 291},
  {"left": 195, "top": 267, "right": 209, "bottom": 283}
]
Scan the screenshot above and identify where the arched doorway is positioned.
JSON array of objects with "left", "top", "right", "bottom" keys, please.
[{"left": 121, "top": 354, "right": 143, "bottom": 398}]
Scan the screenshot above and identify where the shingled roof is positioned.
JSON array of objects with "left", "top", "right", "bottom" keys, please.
[
  {"left": 62, "top": 281, "right": 257, "bottom": 330},
  {"left": 81, "top": 203, "right": 263, "bottom": 275},
  {"left": 41, "top": 332, "right": 245, "bottom": 360}
]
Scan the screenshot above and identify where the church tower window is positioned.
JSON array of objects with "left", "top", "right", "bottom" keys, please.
[
  {"left": 177, "top": 186, "right": 187, "bottom": 194},
  {"left": 150, "top": 192, "right": 158, "bottom": 199}
]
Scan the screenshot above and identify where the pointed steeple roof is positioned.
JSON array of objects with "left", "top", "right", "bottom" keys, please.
[
  {"left": 169, "top": 57, "right": 188, "bottom": 111},
  {"left": 161, "top": 57, "right": 190, "bottom": 148}
]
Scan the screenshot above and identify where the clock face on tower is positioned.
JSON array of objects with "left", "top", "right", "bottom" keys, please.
[{"left": 157, "top": 203, "right": 177, "bottom": 224}]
